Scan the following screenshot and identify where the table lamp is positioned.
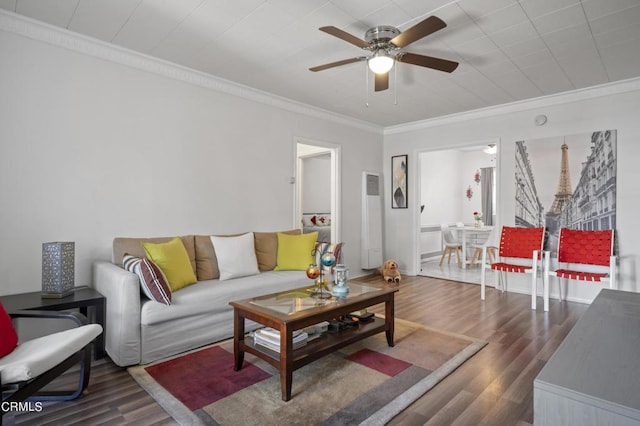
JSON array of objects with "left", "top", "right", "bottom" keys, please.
[{"left": 42, "top": 241, "right": 75, "bottom": 298}]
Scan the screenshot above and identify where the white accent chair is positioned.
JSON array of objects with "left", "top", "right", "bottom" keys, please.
[{"left": 1, "top": 310, "right": 102, "bottom": 423}]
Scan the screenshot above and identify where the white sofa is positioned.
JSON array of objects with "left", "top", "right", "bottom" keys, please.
[{"left": 92, "top": 231, "right": 309, "bottom": 366}]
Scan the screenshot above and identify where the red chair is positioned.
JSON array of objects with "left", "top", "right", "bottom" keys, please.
[
  {"left": 480, "top": 226, "right": 545, "bottom": 309},
  {"left": 542, "top": 228, "right": 616, "bottom": 311}
]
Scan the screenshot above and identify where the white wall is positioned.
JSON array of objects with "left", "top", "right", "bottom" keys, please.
[
  {"left": 384, "top": 80, "right": 640, "bottom": 301},
  {"left": 419, "top": 149, "right": 495, "bottom": 226},
  {"left": 302, "top": 155, "right": 331, "bottom": 213},
  {"left": 420, "top": 150, "right": 463, "bottom": 226},
  {"left": 0, "top": 20, "right": 383, "bottom": 295}
]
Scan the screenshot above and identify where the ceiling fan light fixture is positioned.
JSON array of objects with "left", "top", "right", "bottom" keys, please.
[
  {"left": 483, "top": 144, "right": 497, "bottom": 155},
  {"left": 368, "top": 51, "right": 394, "bottom": 74},
  {"left": 312, "top": 17, "right": 458, "bottom": 91}
]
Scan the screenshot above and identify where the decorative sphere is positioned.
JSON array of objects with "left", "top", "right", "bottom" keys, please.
[
  {"left": 321, "top": 252, "right": 336, "bottom": 268},
  {"left": 306, "top": 264, "right": 320, "bottom": 280}
]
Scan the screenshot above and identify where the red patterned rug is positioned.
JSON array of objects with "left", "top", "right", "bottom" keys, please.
[{"left": 128, "top": 318, "right": 486, "bottom": 425}]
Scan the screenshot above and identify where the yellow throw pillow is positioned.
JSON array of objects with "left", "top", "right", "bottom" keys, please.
[
  {"left": 143, "top": 237, "right": 197, "bottom": 291},
  {"left": 274, "top": 232, "right": 318, "bottom": 271}
]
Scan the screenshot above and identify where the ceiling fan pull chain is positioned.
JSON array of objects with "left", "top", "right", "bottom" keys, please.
[
  {"left": 365, "top": 61, "right": 369, "bottom": 108},
  {"left": 394, "top": 65, "right": 398, "bottom": 105}
]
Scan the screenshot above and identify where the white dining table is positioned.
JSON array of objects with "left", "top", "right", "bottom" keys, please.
[{"left": 454, "top": 226, "right": 494, "bottom": 269}]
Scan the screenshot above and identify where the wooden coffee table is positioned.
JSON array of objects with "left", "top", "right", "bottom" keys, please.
[{"left": 229, "top": 282, "right": 398, "bottom": 401}]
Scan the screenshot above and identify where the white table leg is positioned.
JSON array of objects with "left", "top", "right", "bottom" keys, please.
[{"left": 461, "top": 231, "right": 467, "bottom": 269}]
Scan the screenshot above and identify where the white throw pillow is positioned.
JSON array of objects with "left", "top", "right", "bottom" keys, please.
[{"left": 210, "top": 233, "right": 260, "bottom": 280}]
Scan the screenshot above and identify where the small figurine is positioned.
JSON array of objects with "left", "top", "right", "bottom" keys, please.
[{"left": 381, "top": 259, "right": 401, "bottom": 285}]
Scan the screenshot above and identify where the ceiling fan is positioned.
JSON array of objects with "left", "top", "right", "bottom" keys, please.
[{"left": 309, "top": 16, "right": 459, "bottom": 92}]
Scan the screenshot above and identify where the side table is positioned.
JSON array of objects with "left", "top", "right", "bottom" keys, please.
[{"left": 0, "top": 286, "right": 106, "bottom": 360}]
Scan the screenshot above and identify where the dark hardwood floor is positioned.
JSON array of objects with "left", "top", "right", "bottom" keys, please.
[{"left": 5, "top": 275, "right": 588, "bottom": 425}]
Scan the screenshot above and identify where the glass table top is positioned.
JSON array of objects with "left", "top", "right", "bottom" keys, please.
[{"left": 249, "top": 283, "right": 381, "bottom": 315}]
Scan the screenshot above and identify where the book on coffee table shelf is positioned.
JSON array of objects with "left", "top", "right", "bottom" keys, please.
[
  {"left": 253, "top": 328, "right": 308, "bottom": 352},
  {"left": 303, "top": 321, "right": 330, "bottom": 342},
  {"left": 304, "top": 321, "right": 329, "bottom": 336}
]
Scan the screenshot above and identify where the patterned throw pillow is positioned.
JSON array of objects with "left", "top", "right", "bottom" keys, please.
[
  {"left": 123, "top": 254, "right": 172, "bottom": 305},
  {"left": 312, "top": 215, "right": 331, "bottom": 226},
  {"left": 302, "top": 215, "right": 315, "bottom": 227},
  {"left": 302, "top": 214, "right": 331, "bottom": 227},
  {"left": 0, "top": 301, "right": 18, "bottom": 357},
  {"left": 142, "top": 237, "right": 198, "bottom": 292}
]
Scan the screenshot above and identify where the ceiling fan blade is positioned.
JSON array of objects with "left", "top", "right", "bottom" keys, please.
[
  {"left": 390, "top": 16, "right": 447, "bottom": 48},
  {"left": 319, "top": 26, "right": 369, "bottom": 49},
  {"left": 374, "top": 72, "right": 389, "bottom": 92},
  {"left": 397, "top": 52, "right": 459, "bottom": 73},
  {"left": 309, "top": 57, "right": 364, "bottom": 72}
]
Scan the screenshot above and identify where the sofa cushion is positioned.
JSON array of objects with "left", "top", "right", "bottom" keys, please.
[
  {"left": 195, "top": 229, "right": 301, "bottom": 280},
  {"left": 113, "top": 236, "right": 196, "bottom": 274},
  {"left": 140, "top": 270, "right": 306, "bottom": 326},
  {"left": 210, "top": 233, "right": 260, "bottom": 280},
  {"left": 143, "top": 238, "right": 198, "bottom": 292},
  {"left": 0, "top": 301, "right": 18, "bottom": 358},
  {"left": 194, "top": 233, "right": 243, "bottom": 281},
  {"left": 254, "top": 229, "right": 301, "bottom": 271},
  {"left": 274, "top": 232, "right": 318, "bottom": 271},
  {"left": 195, "top": 235, "right": 221, "bottom": 281},
  {"left": 123, "top": 254, "right": 172, "bottom": 305}
]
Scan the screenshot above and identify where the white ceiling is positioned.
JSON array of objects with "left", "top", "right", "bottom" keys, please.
[{"left": 3, "top": 0, "right": 640, "bottom": 127}]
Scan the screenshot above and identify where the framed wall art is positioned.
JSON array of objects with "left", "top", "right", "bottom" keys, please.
[
  {"left": 392, "top": 154, "right": 408, "bottom": 209},
  {"left": 514, "top": 129, "right": 617, "bottom": 254}
]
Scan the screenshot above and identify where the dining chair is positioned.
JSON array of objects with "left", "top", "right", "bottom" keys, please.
[
  {"left": 542, "top": 228, "right": 616, "bottom": 311},
  {"left": 470, "top": 226, "right": 499, "bottom": 267},
  {"left": 439, "top": 224, "right": 462, "bottom": 267},
  {"left": 480, "top": 226, "right": 545, "bottom": 309}
]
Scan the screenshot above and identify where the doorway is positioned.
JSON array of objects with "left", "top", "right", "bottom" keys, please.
[
  {"left": 294, "top": 138, "right": 341, "bottom": 243},
  {"left": 417, "top": 142, "right": 498, "bottom": 284}
]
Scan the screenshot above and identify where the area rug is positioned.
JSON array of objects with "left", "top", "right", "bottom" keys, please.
[{"left": 128, "top": 318, "right": 487, "bottom": 425}]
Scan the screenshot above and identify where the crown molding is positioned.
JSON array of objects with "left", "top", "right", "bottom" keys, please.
[
  {"left": 7, "top": 8, "right": 638, "bottom": 138},
  {"left": 0, "top": 9, "right": 383, "bottom": 135},
  {"left": 384, "top": 76, "right": 640, "bottom": 135}
]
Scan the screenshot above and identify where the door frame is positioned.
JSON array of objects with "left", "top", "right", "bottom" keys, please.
[
  {"left": 414, "top": 139, "right": 500, "bottom": 276},
  {"left": 294, "top": 137, "right": 341, "bottom": 243}
]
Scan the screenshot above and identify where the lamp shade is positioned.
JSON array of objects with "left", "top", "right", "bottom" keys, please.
[
  {"left": 42, "top": 242, "right": 75, "bottom": 298},
  {"left": 368, "top": 51, "right": 394, "bottom": 74}
]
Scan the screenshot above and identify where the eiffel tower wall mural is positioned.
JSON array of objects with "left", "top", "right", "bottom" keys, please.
[{"left": 515, "top": 130, "right": 617, "bottom": 254}]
